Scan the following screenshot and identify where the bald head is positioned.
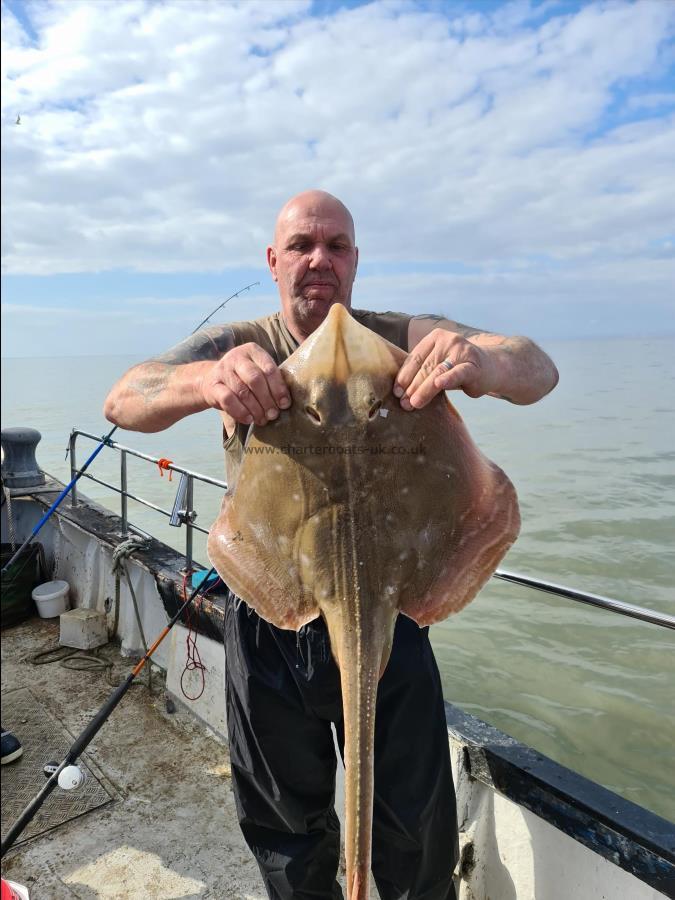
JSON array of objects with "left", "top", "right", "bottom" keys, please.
[
  {"left": 267, "top": 190, "right": 359, "bottom": 341},
  {"left": 273, "top": 190, "right": 355, "bottom": 244}
]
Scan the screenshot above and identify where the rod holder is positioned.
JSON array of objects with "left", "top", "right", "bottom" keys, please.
[{"left": 169, "top": 472, "right": 196, "bottom": 527}]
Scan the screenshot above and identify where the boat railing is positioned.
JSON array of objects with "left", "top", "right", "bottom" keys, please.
[
  {"left": 493, "top": 570, "right": 674, "bottom": 630},
  {"left": 66, "top": 429, "right": 675, "bottom": 631},
  {"left": 68, "top": 428, "right": 227, "bottom": 573}
]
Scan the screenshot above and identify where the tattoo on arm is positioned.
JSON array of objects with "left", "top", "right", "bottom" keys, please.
[
  {"left": 152, "top": 325, "right": 236, "bottom": 365},
  {"left": 449, "top": 320, "right": 495, "bottom": 340},
  {"left": 411, "top": 313, "right": 445, "bottom": 324},
  {"left": 127, "top": 364, "right": 172, "bottom": 405},
  {"left": 411, "top": 314, "right": 493, "bottom": 341},
  {"left": 125, "top": 326, "right": 236, "bottom": 406}
]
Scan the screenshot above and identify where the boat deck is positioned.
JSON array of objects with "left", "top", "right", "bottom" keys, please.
[{"left": 1, "top": 618, "right": 267, "bottom": 899}]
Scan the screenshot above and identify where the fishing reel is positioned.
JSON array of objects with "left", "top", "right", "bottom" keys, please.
[{"left": 43, "top": 762, "right": 87, "bottom": 791}]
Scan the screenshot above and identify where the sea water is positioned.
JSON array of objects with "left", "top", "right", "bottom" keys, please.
[{"left": 2, "top": 338, "right": 674, "bottom": 821}]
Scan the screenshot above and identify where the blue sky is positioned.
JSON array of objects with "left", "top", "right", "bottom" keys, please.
[{"left": 2, "top": 0, "right": 674, "bottom": 357}]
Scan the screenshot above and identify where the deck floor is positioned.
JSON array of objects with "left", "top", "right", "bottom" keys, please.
[
  {"left": 1, "top": 618, "right": 267, "bottom": 899},
  {"left": 1, "top": 686, "right": 115, "bottom": 845}
]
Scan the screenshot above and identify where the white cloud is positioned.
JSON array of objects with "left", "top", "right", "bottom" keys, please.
[
  {"left": 1, "top": 0, "right": 674, "bottom": 311},
  {"left": 626, "top": 91, "right": 675, "bottom": 111},
  {"left": 354, "top": 255, "right": 675, "bottom": 337}
]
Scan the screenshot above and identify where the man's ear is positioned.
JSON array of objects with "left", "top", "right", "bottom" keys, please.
[
  {"left": 354, "top": 246, "right": 359, "bottom": 277},
  {"left": 267, "top": 246, "right": 278, "bottom": 281}
]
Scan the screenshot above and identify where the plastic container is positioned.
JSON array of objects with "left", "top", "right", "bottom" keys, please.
[{"left": 32, "top": 580, "right": 70, "bottom": 618}]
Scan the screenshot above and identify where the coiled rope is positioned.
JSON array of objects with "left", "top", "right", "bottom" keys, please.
[{"left": 111, "top": 535, "right": 152, "bottom": 691}]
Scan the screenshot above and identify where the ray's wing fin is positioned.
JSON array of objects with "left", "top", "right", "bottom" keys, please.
[
  {"left": 398, "top": 397, "right": 520, "bottom": 626},
  {"left": 207, "top": 459, "right": 320, "bottom": 631}
]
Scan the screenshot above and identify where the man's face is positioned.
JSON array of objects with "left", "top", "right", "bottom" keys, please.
[{"left": 268, "top": 197, "right": 358, "bottom": 338}]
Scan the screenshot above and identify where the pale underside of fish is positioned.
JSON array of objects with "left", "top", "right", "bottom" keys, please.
[{"left": 208, "top": 303, "right": 520, "bottom": 900}]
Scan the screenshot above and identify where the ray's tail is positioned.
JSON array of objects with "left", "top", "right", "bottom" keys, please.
[{"left": 339, "top": 637, "right": 381, "bottom": 900}]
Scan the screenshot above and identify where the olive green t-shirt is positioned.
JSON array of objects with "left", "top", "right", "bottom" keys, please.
[{"left": 222, "top": 308, "right": 411, "bottom": 488}]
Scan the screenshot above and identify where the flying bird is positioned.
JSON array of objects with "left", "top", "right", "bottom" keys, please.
[{"left": 15, "top": 115, "right": 21, "bottom": 125}]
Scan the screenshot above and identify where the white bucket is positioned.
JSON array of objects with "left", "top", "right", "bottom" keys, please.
[{"left": 32, "top": 580, "right": 70, "bottom": 618}]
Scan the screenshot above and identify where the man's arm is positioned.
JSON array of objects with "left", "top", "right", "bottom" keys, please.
[
  {"left": 395, "top": 314, "right": 559, "bottom": 409},
  {"left": 103, "top": 326, "right": 290, "bottom": 432}
]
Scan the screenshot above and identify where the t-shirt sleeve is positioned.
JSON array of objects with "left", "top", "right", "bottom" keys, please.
[{"left": 352, "top": 309, "right": 412, "bottom": 351}]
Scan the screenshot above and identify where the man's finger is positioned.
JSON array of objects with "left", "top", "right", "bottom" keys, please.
[
  {"left": 249, "top": 345, "right": 291, "bottom": 410},
  {"left": 226, "top": 369, "right": 268, "bottom": 426},
  {"left": 399, "top": 352, "right": 443, "bottom": 406},
  {"left": 409, "top": 361, "right": 475, "bottom": 409},
  {"left": 207, "top": 384, "right": 253, "bottom": 424},
  {"left": 236, "top": 358, "right": 280, "bottom": 422},
  {"left": 393, "top": 334, "right": 437, "bottom": 395}
]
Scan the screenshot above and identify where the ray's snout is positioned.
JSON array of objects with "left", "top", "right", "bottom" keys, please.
[{"left": 285, "top": 304, "right": 400, "bottom": 429}]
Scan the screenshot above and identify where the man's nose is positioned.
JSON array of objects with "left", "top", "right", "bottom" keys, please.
[{"left": 308, "top": 244, "right": 332, "bottom": 269}]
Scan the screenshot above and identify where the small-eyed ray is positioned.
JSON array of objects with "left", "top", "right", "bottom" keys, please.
[{"left": 208, "top": 303, "right": 520, "bottom": 900}]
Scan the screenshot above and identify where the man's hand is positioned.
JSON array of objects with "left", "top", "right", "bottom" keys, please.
[
  {"left": 199, "top": 343, "right": 291, "bottom": 427},
  {"left": 394, "top": 328, "right": 498, "bottom": 410},
  {"left": 397, "top": 315, "right": 559, "bottom": 408},
  {"left": 104, "top": 326, "right": 292, "bottom": 433}
]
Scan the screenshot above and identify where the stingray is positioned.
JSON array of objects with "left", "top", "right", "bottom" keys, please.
[{"left": 208, "top": 304, "right": 520, "bottom": 900}]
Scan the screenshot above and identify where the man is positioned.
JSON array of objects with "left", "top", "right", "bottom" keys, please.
[{"left": 104, "top": 190, "right": 558, "bottom": 899}]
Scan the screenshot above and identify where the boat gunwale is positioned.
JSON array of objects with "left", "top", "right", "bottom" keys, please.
[{"left": 445, "top": 703, "right": 675, "bottom": 895}]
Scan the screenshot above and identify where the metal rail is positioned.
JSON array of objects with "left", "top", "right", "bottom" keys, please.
[
  {"left": 494, "top": 570, "right": 675, "bottom": 630},
  {"left": 67, "top": 430, "right": 674, "bottom": 629},
  {"left": 69, "top": 429, "right": 227, "bottom": 571}
]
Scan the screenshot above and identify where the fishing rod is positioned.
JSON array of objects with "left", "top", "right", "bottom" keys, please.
[
  {"left": 0, "top": 567, "right": 217, "bottom": 857},
  {"left": 1, "top": 282, "right": 259, "bottom": 577},
  {"left": 190, "top": 281, "right": 259, "bottom": 334}
]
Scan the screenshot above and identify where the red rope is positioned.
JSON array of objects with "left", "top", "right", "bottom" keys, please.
[
  {"left": 179, "top": 572, "right": 206, "bottom": 701},
  {"left": 157, "top": 458, "right": 173, "bottom": 481}
]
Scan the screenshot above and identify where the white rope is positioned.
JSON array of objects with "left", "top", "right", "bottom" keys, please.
[
  {"left": 3, "top": 484, "right": 16, "bottom": 552},
  {"left": 111, "top": 534, "right": 148, "bottom": 573}
]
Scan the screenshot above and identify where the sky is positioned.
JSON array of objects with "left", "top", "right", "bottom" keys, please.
[{"left": 1, "top": 0, "right": 674, "bottom": 358}]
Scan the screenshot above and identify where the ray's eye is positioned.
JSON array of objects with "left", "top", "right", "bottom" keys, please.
[
  {"left": 368, "top": 400, "right": 383, "bottom": 420},
  {"left": 305, "top": 405, "right": 321, "bottom": 423}
]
